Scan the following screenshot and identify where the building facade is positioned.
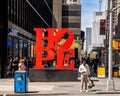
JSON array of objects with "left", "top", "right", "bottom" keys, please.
[
  {"left": 0, "top": 0, "right": 56, "bottom": 77},
  {"left": 105, "top": 0, "right": 120, "bottom": 65},
  {"left": 105, "top": 0, "right": 118, "bottom": 46},
  {"left": 84, "top": 27, "right": 92, "bottom": 53},
  {"left": 91, "top": 11, "right": 106, "bottom": 64},
  {"left": 91, "top": 12, "right": 106, "bottom": 49},
  {"left": 8, "top": 0, "right": 55, "bottom": 59},
  {"left": 0, "top": 0, "right": 8, "bottom": 77},
  {"left": 0, "top": 0, "right": 81, "bottom": 77},
  {"left": 115, "top": 0, "right": 120, "bottom": 38},
  {"left": 62, "top": 0, "right": 81, "bottom": 40},
  {"left": 53, "top": 0, "right": 62, "bottom": 29}
]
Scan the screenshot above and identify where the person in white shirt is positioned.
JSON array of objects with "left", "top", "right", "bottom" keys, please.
[{"left": 79, "top": 60, "right": 90, "bottom": 92}]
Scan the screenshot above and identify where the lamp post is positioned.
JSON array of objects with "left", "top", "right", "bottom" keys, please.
[{"left": 107, "top": 0, "right": 120, "bottom": 91}]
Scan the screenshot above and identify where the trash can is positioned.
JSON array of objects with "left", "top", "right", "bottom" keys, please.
[{"left": 14, "top": 70, "right": 28, "bottom": 93}]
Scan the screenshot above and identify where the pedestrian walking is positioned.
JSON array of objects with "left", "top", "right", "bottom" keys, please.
[{"left": 79, "top": 60, "right": 90, "bottom": 92}]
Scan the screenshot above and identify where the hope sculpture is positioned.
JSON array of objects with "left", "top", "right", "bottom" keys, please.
[{"left": 34, "top": 28, "right": 75, "bottom": 70}]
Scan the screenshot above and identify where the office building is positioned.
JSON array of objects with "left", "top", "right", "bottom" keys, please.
[
  {"left": 62, "top": 0, "right": 81, "bottom": 40},
  {"left": 84, "top": 27, "right": 92, "bottom": 53},
  {"left": 0, "top": 0, "right": 81, "bottom": 77},
  {"left": 0, "top": 0, "right": 56, "bottom": 77},
  {"left": 91, "top": 12, "right": 106, "bottom": 49}
]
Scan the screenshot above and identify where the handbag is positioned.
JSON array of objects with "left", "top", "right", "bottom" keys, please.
[
  {"left": 88, "top": 76, "right": 95, "bottom": 89},
  {"left": 82, "top": 71, "right": 88, "bottom": 75}
]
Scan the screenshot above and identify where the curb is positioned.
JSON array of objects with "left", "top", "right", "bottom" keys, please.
[{"left": 96, "top": 91, "right": 120, "bottom": 94}]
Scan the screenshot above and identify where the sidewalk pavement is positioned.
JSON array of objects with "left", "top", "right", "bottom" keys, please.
[{"left": 0, "top": 77, "right": 120, "bottom": 96}]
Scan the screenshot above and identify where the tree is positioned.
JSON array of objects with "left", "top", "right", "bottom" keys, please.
[
  {"left": 70, "top": 42, "right": 82, "bottom": 50},
  {"left": 58, "top": 39, "right": 82, "bottom": 50}
]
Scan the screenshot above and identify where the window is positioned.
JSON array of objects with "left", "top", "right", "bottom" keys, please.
[
  {"left": 96, "top": 12, "right": 103, "bottom": 16},
  {"left": 73, "top": 0, "right": 77, "bottom": 2},
  {"left": 14, "top": 38, "right": 18, "bottom": 57},
  {"left": 62, "top": 22, "right": 80, "bottom": 28},
  {"left": 62, "top": 11, "right": 80, "bottom": 16},
  {"left": 100, "top": 19, "right": 106, "bottom": 35},
  {"left": 19, "top": 40, "right": 23, "bottom": 58},
  {"left": 8, "top": 36, "right": 12, "bottom": 58}
]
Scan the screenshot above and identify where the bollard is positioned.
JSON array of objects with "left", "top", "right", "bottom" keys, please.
[{"left": 14, "top": 70, "right": 28, "bottom": 93}]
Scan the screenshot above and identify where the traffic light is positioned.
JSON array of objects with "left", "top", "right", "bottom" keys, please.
[{"left": 100, "top": 19, "right": 106, "bottom": 35}]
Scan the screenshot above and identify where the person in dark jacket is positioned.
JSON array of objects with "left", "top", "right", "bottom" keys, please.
[{"left": 12, "top": 57, "right": 19, "bottom": 76}]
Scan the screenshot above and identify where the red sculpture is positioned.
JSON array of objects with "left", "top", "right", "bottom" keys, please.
[{"left": 34, "top": 28, "right": 75, "bottom": 70}]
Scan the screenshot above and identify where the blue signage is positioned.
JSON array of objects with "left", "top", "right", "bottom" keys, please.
[{"left": 9, "top": 28, "right": 18, "bottom": 36}]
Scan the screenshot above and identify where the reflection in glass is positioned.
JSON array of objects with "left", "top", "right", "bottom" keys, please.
[
  {"left": 14, "top": 38, "right": 18, "bottom": 57},
  {"left": 19, "top": 40, "right": 23, "bottom": 58},
  {"left": 8, "top": 36, "right": 12, "bottom": 58}
]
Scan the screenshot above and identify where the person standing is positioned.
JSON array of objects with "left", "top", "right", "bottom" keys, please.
[
  {"left": 18, "top": 59, "right": 26, "bottom": 70},
  {"left": 79, "top": 60, "right": 90, "bottom": 92},
  {"left": 12, "top": 57, "right": 19, "bottom": 76}
]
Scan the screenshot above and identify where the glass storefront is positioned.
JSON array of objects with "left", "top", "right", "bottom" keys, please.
[
  {"left": 14, "top": 38, "right": 19, "bottom": 57},
  {"left": 8, "top": 36, "right": 12, "bottom": 58},
  {"left": 31, "top": 44, "right": 34, "bottom": 58},
  {"left": 8, "top": 35, "right": 35, "bottom": 59},
  {"left": 28, "top": 43, "right": 31, "bottom": 58},
  {"left": 19, "top": 39, "right": 23, "bottom": 58},
  {"left": 23, "top": 41, "right": 28, "bottom": 58}
]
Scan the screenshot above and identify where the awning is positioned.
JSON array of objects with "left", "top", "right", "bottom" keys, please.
[{"left": 92, "top": 47, "right": 103, "bottom": 52}]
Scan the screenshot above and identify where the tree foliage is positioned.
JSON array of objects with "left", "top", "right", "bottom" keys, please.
[
  {"left": 70, "top": 42, "right": 82, "bottom": 50},
  {"left": 59, "top": 39, "right": 82, "bottom": 50}
]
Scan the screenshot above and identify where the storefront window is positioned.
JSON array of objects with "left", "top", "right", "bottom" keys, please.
[
  {"left": 14, "top": 38, "right": 18, "bottom": 57},
  {"left": 7, "top": 36, "right": 12, "bottom": 58},
  {"left": 23, "top": 42, "right": 28, "bottom": 58},
  {"left": 28, "top": 43, "right": 31, "bottom": 58},
  {"left": 33, "top": 44, "right": 36, "bottom": 58},
  {"left": 19, "top": 40, "right": 23, "bottom": 58},
  {"left": 31, "top": 44, "right": 34, "bottom": 57}
]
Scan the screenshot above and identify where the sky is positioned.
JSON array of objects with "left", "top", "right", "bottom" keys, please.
[{"left": 81, "top": 0, "right": 106, "bottom": 31}]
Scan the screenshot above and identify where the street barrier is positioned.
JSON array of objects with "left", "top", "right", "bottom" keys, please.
[{"left": 14, "top": 70, "right": 28, "bottom": 93}]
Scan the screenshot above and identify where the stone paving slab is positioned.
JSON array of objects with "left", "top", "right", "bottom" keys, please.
[{"left": 0, "top": 78, "right": 120, "bottom": 96}]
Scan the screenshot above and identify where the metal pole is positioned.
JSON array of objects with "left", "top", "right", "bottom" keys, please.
[
  {"left": 106, "top": 0, "right": 120, "bottom": 91},
  {"left": 107, "top": 0, "right": 115, "bottom": 91}
]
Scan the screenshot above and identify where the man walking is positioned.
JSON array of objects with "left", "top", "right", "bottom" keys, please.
[{"left": 79, "top": 60, "right": 90, "bottom": 92}]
